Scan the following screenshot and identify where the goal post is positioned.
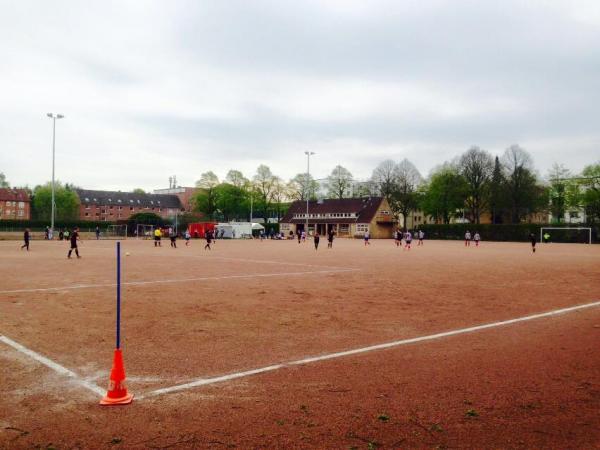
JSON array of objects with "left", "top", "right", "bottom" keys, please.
[
  {"left": 105, "top": 224, "right": 128, "bottom": 239},
  {"left": 135, "top": 224, "right": 154, "bottom": 240},
  {"left": 540, "top": 227, "right": 592, "bottom": 244}
]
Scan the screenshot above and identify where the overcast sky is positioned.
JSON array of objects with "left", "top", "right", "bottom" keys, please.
[{"left": 1, "top": 0, "right": 599, "bottom": 191}]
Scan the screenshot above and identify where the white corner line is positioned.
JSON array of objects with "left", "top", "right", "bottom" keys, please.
[
  {"left": 141, "top": 300, "right": 600, "bottom": 400},
  {"left": 0, "top": 268, "right": 359, "bottom": 295},
  {"left": 0, "top": 335, "right": 106, "bottom": 397}
]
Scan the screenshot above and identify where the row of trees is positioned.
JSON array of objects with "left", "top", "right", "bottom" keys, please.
[
  {"left": 190, "top": 145, "right": 599, "bottom": 226},
  {"left": 2, "top": 144, "right": 599, "bottom": 226}
]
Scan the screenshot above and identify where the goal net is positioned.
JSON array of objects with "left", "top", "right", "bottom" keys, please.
[
  {"left": 135, "top": 224, "right": 154, "bottom": 240},
  {"left": 540, "top": 227, "right": 592, "bottom": 244},
  {"left": 105, "top": 224, "right": 128, "bottom": 239}
]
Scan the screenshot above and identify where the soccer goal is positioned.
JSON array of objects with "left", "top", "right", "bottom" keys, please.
[
  {"left": 540, "top": 227, "right": 592, "bottom": 244},
  {"left": 105, "top": 224, "right": 128, "bottom": 239},
  {"left": 135, "top": 224, "right": 154, "bottom": 240}
]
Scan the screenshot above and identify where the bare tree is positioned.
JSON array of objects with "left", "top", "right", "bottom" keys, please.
[
  {"left": 501, "top": 145, "right": 540, "bottom": 223},
  {"left": 371, "top": 159, "right": 398, "bottom": 202},
  {"left": 459, "top": 146, "right": 494, "bottom": 224},
  {"left": 252, "top": 165, "right": 276, "bottom": 217},
  {"left": 393, "top": 159, "right": 423, "bottom": 229},
  {"left": 326, "top": 165, "right": 353, "bottom": 199},
  {"left": 287, "top": 173, "right": 319, "bottom": 201},
  {"left": 225, "top": 170, "right": 248, "bottom": 188}
]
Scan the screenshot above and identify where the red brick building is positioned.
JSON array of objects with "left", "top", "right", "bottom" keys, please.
[
  {"left": 0, "top": 188, "right": 31, "bottom": 220},
  {"left": 152, "top": 187, "right": 199, "bottom": 212},
  {"left": 75, "top": 189, "right": 183, "bottom": 221}
]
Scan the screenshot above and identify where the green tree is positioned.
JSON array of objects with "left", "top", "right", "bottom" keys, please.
[
  {"left": 194, "top": 172, "right": 220, "bottom": 219},
  {"left": 488, "top": 156, "right": 506, "bottom": 224},
  {"left": 32, "top": 181, "right": 80, "bottom": 221},
  {"left": 421, "top": 166, "right": 468, "bottom": 224},
  {"left": 132, "top": 188, "right": 146, "bottom": 194},
  {"left": 459, "top": 146, "right": 494, "bottom": 224},
  {"left": 326, "top": 165, "right": 353, "bottom": 199},
  {"left": 214, "top": 183, "right": 247, "bottom": 221},
  {"left": 581, "top": 163, "right": 600, "bottom": 224},
  {"left": 0, "top": 172, "right": 10, "bottom": 188}
]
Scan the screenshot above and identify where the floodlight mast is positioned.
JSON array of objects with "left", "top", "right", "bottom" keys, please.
[
  {"left": 47, "top": 113, "right": 64, "bottom": 238},
  {"left": 304, "top": 151, "right": 315, "bottom": 235}
]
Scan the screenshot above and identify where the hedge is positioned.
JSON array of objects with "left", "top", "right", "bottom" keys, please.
[
  {"left": 419, "top": 223, "right": 598, "bottom": 243},
  {"left": 0, "top": 219, "right": 118, "bottom": 232}
]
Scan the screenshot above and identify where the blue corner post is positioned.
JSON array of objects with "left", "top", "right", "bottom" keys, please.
[{"left": 116, "top": 241, "right": 121, "bottom": 350}]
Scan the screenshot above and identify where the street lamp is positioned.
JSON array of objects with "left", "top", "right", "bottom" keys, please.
[
  {"left": 304, "top": 151, "right": 315, "bottom": 235},
  {"left": 47, "top": 113, "right": 64, "bottom": 239}
]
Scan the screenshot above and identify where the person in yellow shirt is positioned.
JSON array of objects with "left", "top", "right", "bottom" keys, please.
[{"left": 154, "top": 227, "right": 162, "bottom": 247}]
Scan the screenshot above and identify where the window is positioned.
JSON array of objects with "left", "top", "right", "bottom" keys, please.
[
  {"left": 85, "top": 197, "right": 89, "bottom": 202},
  {"left": 108, "top": 198, "right": 112, "bottom": 202},
  {"left": 18, "top": 210, "right": 24, "bottom": 217},
  {"left": 117, "top": 199, "right": 122, "bottom": 203},
  {"left": 18, "top": 202, "right": 24, "bottom": 209},
  {"left": 130, "top": 206, "right": 134, "bottom": 211},
  {"left": 340, "top": 224, "right": 349, "bottom": 233},
  {"left": 85, "top": 204, "right": 90, "bottom": 210},
  {"left": 356, "top": 223, "right": 369, "bottom": 233},
  {"left": 85, "top": 212, "right": 89, "bottom": 217}
]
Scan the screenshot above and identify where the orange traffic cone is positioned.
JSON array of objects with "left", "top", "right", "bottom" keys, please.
[{"left": 100, "top": 348, "right": 133, "bottom": 405}]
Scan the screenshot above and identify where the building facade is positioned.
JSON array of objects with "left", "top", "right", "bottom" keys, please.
[
  {"left": 0, "top": 188, "right": 31, "bottom": 220},
  {"left": 152, "top": 187, "right": 199, "bottom": 212},
  {"left": 280, "top": 197, "right": 396, "bottom": 238},
  {"left": 75, "top": 189, "right": 183, "bottom": 221}
]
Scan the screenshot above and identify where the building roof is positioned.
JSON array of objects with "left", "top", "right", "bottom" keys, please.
[
  {"left": 0, "top": 188, "right": 30, "bottom": 202},
  {"left": 75, "top": 189, "right": 183, "bottom": 209},
  {"left": 281, "top": 197, "right": 386, "bottom": 224}
]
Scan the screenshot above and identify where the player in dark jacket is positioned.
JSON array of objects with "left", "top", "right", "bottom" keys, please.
[
  {"left": 68, "top": 228, "right": 81, "bottom": 259},
  {"left": 21, "top": 228, "right": 30, "bottom": 251}
]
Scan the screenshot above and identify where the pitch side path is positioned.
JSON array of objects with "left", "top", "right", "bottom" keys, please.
[{"left": 1, "top": 238, "right": 599, "bottom": 449}]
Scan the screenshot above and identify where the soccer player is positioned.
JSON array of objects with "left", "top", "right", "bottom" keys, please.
[
  {"left": 21, "top": 228, "right": 30, "bottom": 251},
  {"left": 67, "top": 227, "right": 81, "bottom": 259},
  {"left": 301, "top": 230, "right": 306, "bottom": 243},
  {"left": 465, "top": 230, "right": 471, "bottom": 247},
  {"left": 170, "top": 230, "right": 177, "bottom": 248},
  {"left": 154, "top": 227, "right": 162, "bottom": 247},
  {"left": 314, "top": 232, "right": 320, "bottom": 250},
  {"left": 204, "top": 229, "right": 212, "bottom": 250},
  {"left": 327, "top": 229, "right": 334, "bottom": 249},
  {"left": 184, "top": 229, "right": 191, "bottom": 246},
  {"left": 474, "top": 232, "right": 481, "bottom": 247},
  {"left": 529, "top": 233, "right": 537, "bottom": 253},
  {"left": 297, "top": 230, "right": 301, "bottom": 244},
  {"left": 418, "top": 230, "right": 424, "bottom": 246},
  {"left": 364, "top": 230, "right": 370, "bottom": 246},
  {"left": 394, "top": 229, "right": 401, "bottom": 247},
  {"left": 95, "top": 226, "right": 100, "bottom": 240},
  {"left": 404, "top": 230, "right": 412, "bottom": 250}
]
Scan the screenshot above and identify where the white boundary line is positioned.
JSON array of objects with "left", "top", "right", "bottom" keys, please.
[
  {"left": 0, "top": 268, "right": 359, "bottom": 295},
  {"left": 140, "top": 300, "right": 600, "bottom": 399},
  {"left": 0, "top": 335, "right": 105, "bottom": 397}
]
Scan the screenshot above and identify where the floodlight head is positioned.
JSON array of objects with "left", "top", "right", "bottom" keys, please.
[
  {"left": 46, "top": 113, "right": 65, "bottom": 119},
  {"left": 57, "top": 114, "right": 64, "bottom": 119},
  {"left": 304, "top": 151, "right": 315, "bottom": 156},
  {"left": 47, "top": 113, "right": 53, "bottom": 118}
]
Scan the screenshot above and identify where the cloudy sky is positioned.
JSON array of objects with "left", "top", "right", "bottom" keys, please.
[{"left": 1, "top": 0, "right": 599, "bottom": 191}]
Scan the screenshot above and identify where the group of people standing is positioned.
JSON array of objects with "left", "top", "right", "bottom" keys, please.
[
  {"left": 295, "top": 229, "right": 335, "bottom": 250},
  {"left": 464, "top": 230, "right": 482, "bottom": 247},
  {"left": 153, "top": 227, "right": 191, "bottom": 248},
  {"left": 393, "top": 229, "right": 425, "bottom": 250}
]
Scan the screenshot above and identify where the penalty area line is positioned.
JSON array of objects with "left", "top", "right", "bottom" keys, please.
[
  {"left": 0, "top": 335, "right": 105, "bottom": 397},
  {"left": 0, "top": 268, "right": 359, "bottom": 295},
  {"left": 140, "top": 300, "right": 600, "bottom": 400}
]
